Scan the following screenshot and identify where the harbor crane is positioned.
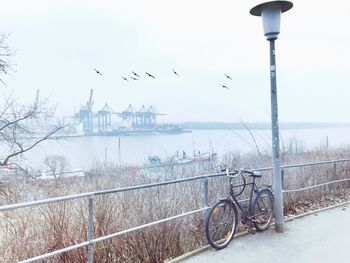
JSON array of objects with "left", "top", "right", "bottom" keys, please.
[
  {"left": 79, "top": 89, "right": 94, "bottom": 134},
  {"left": 118, "top": 104, "right": 165, "bottom": 129},
  {"left": 97, "top": 103, "right": 112, "bottom": 132}
]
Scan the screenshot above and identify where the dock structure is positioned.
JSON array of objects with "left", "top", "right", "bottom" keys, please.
[
  {"left": 78, "top": 90, "right": 113, "bottom": 134},
  {"left": 119, "top": 104, "right": 165, "bottom": 129},
  {"left": 119, "top": 104, "right": 136, "bottom": 128},
  {"left": 97, "top": 103, "right": 111, "bottom": 132},
  {"left": 77, "top": 90, "right": 173, "bottom": 135},
  {"left": 78, "top": 89, "right": 94, "bottom": 134}
]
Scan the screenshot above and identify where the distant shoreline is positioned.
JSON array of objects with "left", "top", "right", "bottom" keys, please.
[
  {"left": 172, "top": 122, "right": 350, "bottom": 130},
  {"left": 26, "top": 122, "right": 350, "bottom": 140}
]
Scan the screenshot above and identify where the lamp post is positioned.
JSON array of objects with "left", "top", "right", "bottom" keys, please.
[{"left": 250, "top": 1, "right": 293, "bottom": 233}]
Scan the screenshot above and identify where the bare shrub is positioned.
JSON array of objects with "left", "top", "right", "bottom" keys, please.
[{"left": 0, "top": 147, "right": 349, "bottom": 262}]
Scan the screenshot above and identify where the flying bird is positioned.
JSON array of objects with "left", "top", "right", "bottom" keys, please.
[
  {"left": 131, "top": 77, "right": 139, "bottom": 80},
  {"left": 94, "top": 68, "right": 103, "bottom": 76},
  {"left": 145, "top": 72, "right": 155, "bottom": 78},
  {"left": 224, "top": 74, "right": 232, "bottom": 80},
  {"left": 220, "top": 84, "right": 229, "bottom": 89},
  {"left": 121, "top": 76, "right": 129, "bottom": 81},
  {"left": 172, "top": 69, "right": 180, "bottom": 76},
  {"left": 132, "top": 71, "right": 140, "bottom": 78},
  {"left": 0, "top": 78, "right": 7, "bottom": 86}
]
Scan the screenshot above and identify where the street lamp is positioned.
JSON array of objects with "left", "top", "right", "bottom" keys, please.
[{"left": 250, "top": 1, "right": 293, "bottom": 233}]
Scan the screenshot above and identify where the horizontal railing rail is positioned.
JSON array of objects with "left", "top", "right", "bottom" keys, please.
[
  {"left": 283, "top": 178, "right": 350, "bottom": 193},
  {"left": 0, "top": 173, "right": 222, "bottom": 212},
  {"left": 0, "top": 158, "right": 349, "bottom": 263}
]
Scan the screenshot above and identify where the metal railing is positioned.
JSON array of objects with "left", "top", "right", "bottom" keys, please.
[{"left": 1, "top": 158, "right": 350, "bottom": 263}]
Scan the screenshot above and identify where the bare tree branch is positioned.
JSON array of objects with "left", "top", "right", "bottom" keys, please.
[
  {"left": 5, "top": 127, "right": 62, "bottom": 165},
  {"left": 0, "top": 33, "right": 65, "bottom": 170},
  {"left": 240, "top": 121, "right": 262, "bottom": 160},
  {"left": 0, "top": 96, "right": 66, "bottom": 167},
  {"left": 221, "top": 123, "right": 259, "bottom": 154},
  {"left": 0, "top": 33, "right": 13, "bottom": 85}
]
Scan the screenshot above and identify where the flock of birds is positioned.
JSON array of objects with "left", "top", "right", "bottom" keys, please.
[{"left": 93, "top": 68, "right": 232, "bottom": 89}]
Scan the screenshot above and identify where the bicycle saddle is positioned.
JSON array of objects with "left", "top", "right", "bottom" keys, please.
[{"left": 251, "top": 171, "right": 262, "bottom": 178}]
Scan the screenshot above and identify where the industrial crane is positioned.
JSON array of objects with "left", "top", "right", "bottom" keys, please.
[{"left": 79, "top": 89, "right": 94, "bottom": 134}]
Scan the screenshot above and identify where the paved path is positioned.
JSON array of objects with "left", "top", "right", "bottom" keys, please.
[{"left": 181, "top": 205, "right": 350, "bottom": 263}]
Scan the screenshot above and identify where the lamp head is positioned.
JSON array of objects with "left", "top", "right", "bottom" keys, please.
[{"left": 250, "top": 1, "right": 293, "bottom": 40}]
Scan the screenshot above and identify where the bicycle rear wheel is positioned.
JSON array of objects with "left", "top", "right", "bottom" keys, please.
[
  {"left": 205, "top": 199, "right": 238, "bottom": 250},
  {"left": 251, "top": 188, "right": 274, "bottom": 231}
]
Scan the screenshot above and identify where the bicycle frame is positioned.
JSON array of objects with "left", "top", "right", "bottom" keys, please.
[
  {"left": 229, "top": 175, "right": 259, "bottom": 221},
  {"left": 206, "top": 169, "right": 274, "bottom": 250}
]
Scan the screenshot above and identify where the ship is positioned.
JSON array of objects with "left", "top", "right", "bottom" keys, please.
[
  {"left": 145, "top": 151, "right": 217, "bottom": 168},
  {"left": 101, "top": 124, "right": 189, "bottom": 136}
]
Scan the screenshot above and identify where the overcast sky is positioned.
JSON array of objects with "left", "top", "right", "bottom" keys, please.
[{"left": 1, "top": 0, "right": 349, "bottom": 123}]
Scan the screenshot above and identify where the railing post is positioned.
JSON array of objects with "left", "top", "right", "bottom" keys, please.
[
  {"left": 202, "top": 177, "right": 209, "bottom": 244},
  {"left": 203, "top": 177, "right": 209, "bottom": 208},
  {"left": 87, "top": 195, "right": 94, "bottom": 263},
  {"left": 332, "top": 162, "right": 337, "bottom": 204}
]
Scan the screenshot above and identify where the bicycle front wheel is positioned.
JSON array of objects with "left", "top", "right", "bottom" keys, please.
[
  {"left": 251, "top": 188, "right": 274, "bottom": 231},
  {"left": 205, "top": 199, "right": 238, "bottom": 250}
]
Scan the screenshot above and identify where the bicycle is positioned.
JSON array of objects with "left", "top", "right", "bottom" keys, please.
[{"left": 205, "top": 168, "right": 274, "bottom": 250}]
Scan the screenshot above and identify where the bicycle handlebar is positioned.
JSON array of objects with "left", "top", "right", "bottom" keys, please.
[{"left": 222, "top": 168, "right": 255, "bottom": 178}]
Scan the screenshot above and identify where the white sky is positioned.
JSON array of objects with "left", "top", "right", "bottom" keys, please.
[{"left": 1, "top": 0, "right": 350, "bottom": 123}]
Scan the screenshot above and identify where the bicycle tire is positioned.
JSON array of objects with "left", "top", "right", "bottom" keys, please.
[
  {"left": 250, "top": 188, "right": 274, "bottom": 231},
  {"left": 205, "top": 199, "right": 238, "bottom": 250}
]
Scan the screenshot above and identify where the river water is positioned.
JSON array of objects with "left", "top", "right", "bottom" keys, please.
[{"left": 22, "top": 127, "right": 350, "bottom": 170}]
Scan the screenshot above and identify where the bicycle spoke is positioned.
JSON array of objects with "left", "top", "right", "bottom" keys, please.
[
  {"left": 252, "top": 190, "right": 274, "bottom": 231},
  {"left": 206, "top": 200, "right": 237, "bottom": 249}
]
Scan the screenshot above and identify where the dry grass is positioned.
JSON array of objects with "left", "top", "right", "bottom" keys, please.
[{"left": 0, "top": 146, "right": 349, "bottom": 262}]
